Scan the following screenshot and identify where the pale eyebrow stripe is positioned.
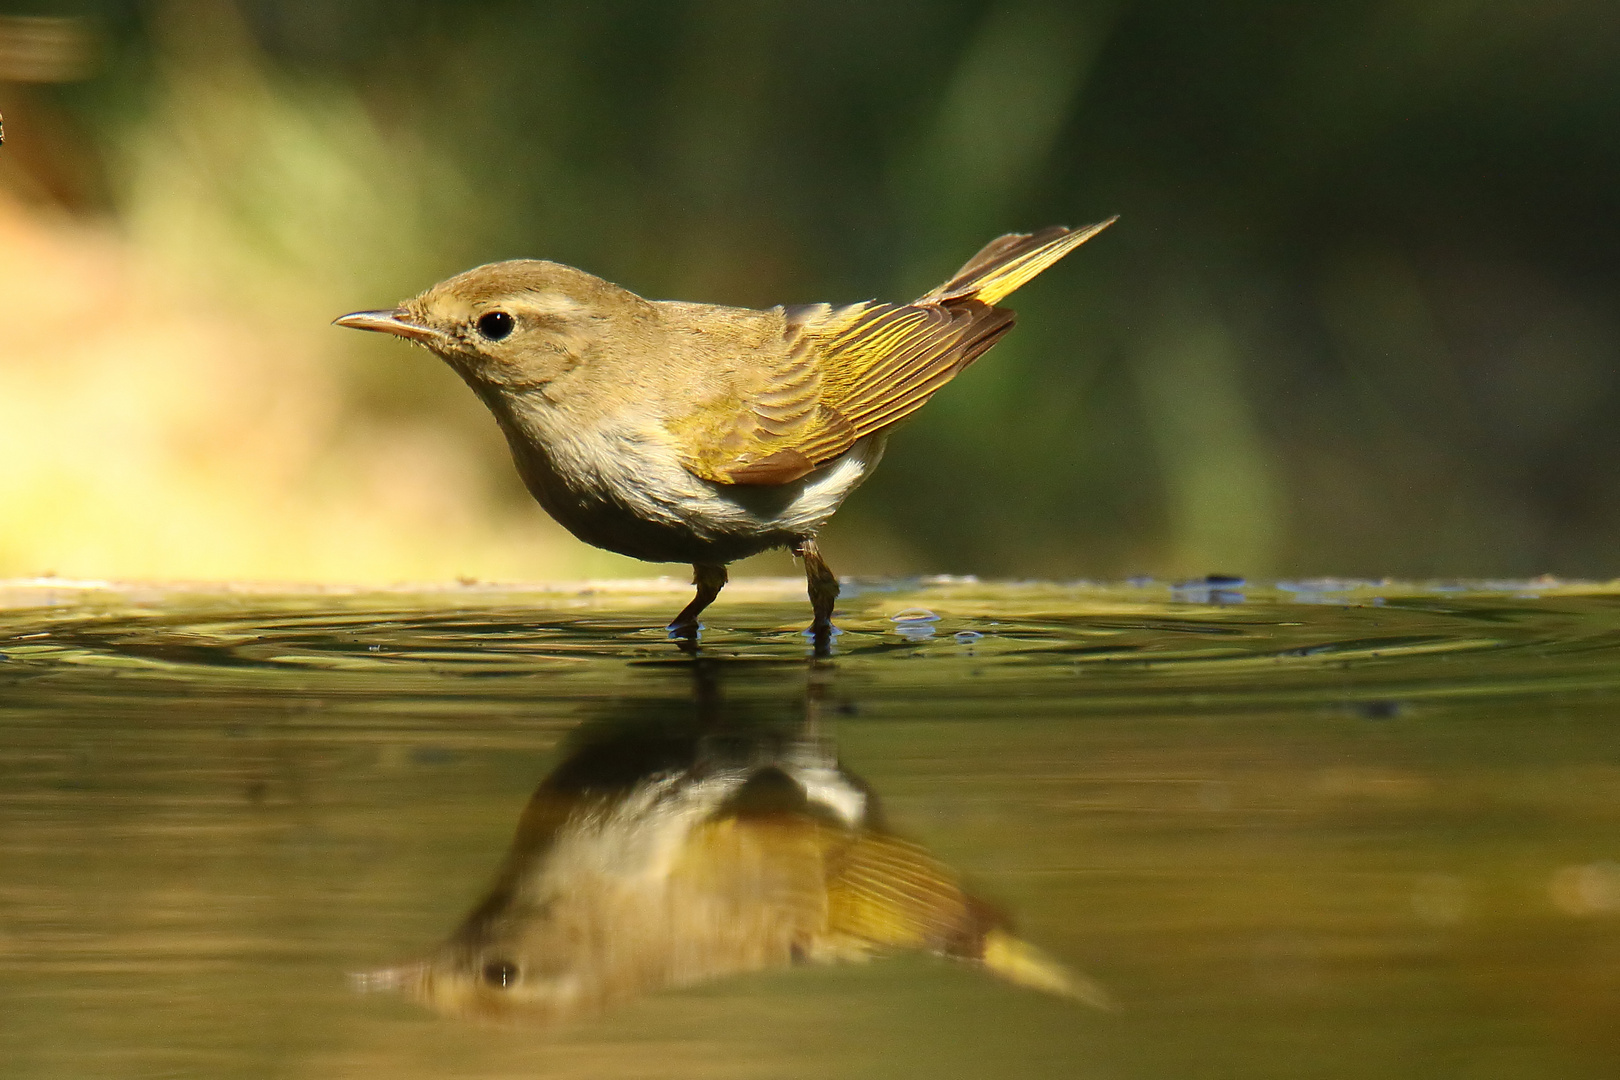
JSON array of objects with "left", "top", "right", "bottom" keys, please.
[{"left": 519, "top": 295, "right": 586, "bottom": 317}]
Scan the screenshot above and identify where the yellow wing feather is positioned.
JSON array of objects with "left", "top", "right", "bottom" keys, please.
[
  {"left": 821, "top": 831, "right": 1110, "bottom": 1005},
  {"left": 824, "top": 833, "right": 983, "bottom": 953},
  {"left": 679, "top": 219, "right": 1115, "bottom": 486}
]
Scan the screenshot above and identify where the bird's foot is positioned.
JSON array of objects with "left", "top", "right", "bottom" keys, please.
[
  {"left": 793, "top": 537, "right": 840, "bottom": 658},
  {"left": 667, "top": 620, "right": 702, "bottom": 655},
  {"left": 667, "top": 563, "right": 727, "bottom": 652},
  {"left": 804, "top": 620, "right": 839, "bottom": 658}
]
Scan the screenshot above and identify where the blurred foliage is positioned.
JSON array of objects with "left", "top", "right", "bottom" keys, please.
[{"left": 2, "top": 0, "right": 1618, "bottom": 581}]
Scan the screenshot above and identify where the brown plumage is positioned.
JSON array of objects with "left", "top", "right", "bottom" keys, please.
[{"left": 336, "top": 218, "right": 1116, "bottom": 641}]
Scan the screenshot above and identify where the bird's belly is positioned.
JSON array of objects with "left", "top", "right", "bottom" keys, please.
[{"left": 509, "top": 418, "right": 884, "bottom": 565}]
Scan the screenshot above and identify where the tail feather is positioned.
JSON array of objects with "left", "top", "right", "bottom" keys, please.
[
  {"left": 922, "top": 217, "right": 1117, "bottom": 307},
  {"left": 980, "top": 928, "right": 1117, "bottom": 1010}
]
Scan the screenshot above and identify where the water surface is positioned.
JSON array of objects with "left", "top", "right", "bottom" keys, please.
[{"left": 3, "top": 579, "right": 1618, "bottom": 1078}]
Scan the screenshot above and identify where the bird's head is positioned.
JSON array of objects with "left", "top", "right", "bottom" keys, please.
[
  {"left": 335, "top": 260, "right": 650, "bottom": 393},
  {"left": 351, "top": 904, "right": 601, "bottom": 1026}
]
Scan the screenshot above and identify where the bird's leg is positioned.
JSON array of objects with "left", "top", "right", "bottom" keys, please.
[
  {"left": 793, "top": 538, "right": 839, "bottom": 652},
  {"left": 669, "top": 563, "right": 728, "bottom": 637}
]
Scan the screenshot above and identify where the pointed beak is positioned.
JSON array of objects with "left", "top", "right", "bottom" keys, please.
[
  {"left": 349, "top": 960, "right": 429, "bottom": 996},
  {"left": 333, "top": 308, "right": 444, "bottom": 344}
]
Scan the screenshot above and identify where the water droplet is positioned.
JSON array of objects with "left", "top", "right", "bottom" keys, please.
[{"left": 891, "top": 608, "right": 939, "bottom": 640}]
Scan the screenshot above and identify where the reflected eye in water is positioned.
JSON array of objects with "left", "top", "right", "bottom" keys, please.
[{"left": 482, "top": 959, "right": 519, "bottom": 989}]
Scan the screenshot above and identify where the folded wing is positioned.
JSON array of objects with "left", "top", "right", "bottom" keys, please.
[{"left": 680, "top": 219, "right": 1115, "bottom": 486}]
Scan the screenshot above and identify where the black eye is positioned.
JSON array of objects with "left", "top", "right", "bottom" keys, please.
[
  {"left": 482, "top": 959, "right": 519, "bottom": 989},
  {"left": 477, "top": 310, "right": 514, "bottom": 340}
]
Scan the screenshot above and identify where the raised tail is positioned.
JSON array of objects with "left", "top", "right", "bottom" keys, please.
[{"left": 920, "top": 217, "right": 1118, "bottom": 307}]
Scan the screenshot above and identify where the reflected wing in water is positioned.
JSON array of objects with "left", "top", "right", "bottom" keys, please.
[{"left": 357, "top": 690, "right": 1106, "bottom": 1024}]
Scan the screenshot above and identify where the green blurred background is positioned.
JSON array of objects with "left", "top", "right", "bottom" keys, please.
[{"left": 1, "top": 0, "right": 1616, "bottom": 583}]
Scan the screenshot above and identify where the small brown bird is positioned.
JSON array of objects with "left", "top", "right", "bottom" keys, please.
[
  {"left": 354, "top": 707, "right": 1105, "bottom": 1024},
  {"left": 336, "top": 219, "right": 1115, "bottom": 638}
]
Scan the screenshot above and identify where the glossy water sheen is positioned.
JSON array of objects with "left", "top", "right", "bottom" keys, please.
[{"left": 3, "top": 579, "right": 1619, "bottom": 1079}]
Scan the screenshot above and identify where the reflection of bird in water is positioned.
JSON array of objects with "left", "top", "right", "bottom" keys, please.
[{"left": 358, "top": 670, "right": 1107, "bottom": 1024}]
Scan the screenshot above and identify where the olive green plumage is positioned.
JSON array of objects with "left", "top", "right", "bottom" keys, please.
[{"left": 336, "top": 219, "right": 1115, "bottom": 637}]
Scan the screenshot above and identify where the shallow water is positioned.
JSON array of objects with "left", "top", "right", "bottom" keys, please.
[{"left": 3, "top": 578, "right": 1619, "bottom": 1079}]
